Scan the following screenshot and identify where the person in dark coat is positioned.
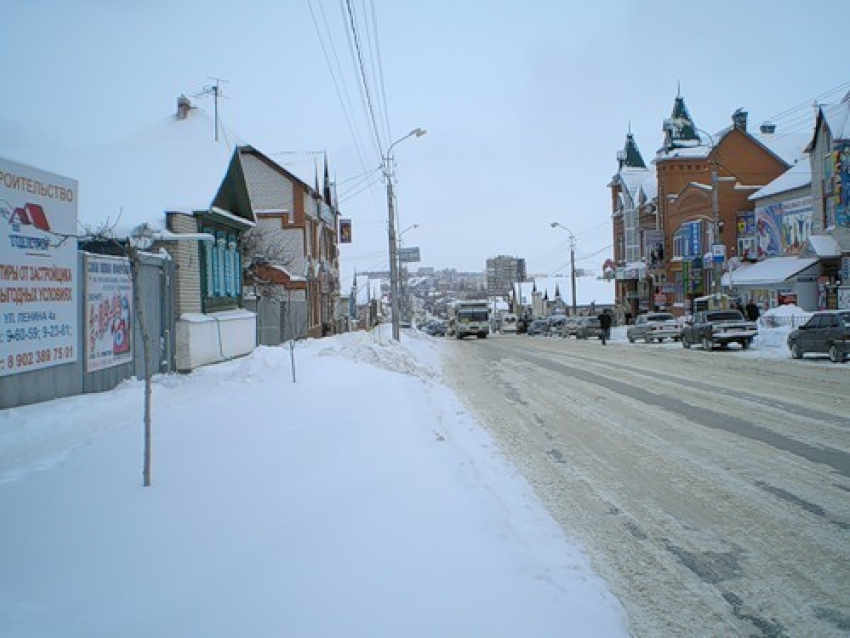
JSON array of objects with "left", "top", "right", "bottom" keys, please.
[
  {"left": 745, "top": 301, "right": 760, "bottom": 322},
  {"left": 598, "top": 309, "right": 613, "bottom": 345}
]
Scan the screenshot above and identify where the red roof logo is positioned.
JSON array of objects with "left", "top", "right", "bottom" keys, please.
[{"left": 10, "top": 203, "right": 51, "bottom": 232}]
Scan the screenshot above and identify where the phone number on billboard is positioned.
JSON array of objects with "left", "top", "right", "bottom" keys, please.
[
  {"left": 3, "top": 324, "right": 73, "bottom": 343},
  {"left": 2, "top": 346, "right": 75, "bottom": 371}
]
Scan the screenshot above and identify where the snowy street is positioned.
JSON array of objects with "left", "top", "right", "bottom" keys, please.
[
  {"left": 0, "top": 330, "right": 628, "bottom": 638},
  {"left": 443, "top": 328, "right": 850, "bottom": 637}
]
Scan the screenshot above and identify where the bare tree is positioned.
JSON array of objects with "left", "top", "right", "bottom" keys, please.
[{"left": 241, "top": 223, "right": 310, "bottom": 382}]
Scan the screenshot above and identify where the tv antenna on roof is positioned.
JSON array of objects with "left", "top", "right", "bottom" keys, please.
[{"left": 193, "top": 76, "right": 229, "bottom": 141}]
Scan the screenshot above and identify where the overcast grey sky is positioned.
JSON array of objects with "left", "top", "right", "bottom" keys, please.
[{"left": 3, "top": 0, "right": 848, "bottom": 287}]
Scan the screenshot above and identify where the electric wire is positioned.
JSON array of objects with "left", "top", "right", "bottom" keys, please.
[{"left": 343, "top": 0, "right": 385, "bottom": 158}]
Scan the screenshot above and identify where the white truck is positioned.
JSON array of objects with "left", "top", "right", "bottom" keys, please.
[{"left": 455, "top": 300, "right": 490, "bottom": 339}]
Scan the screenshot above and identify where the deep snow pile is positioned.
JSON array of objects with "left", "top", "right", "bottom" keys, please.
[{"left": 0, "top": 329, "right": 628, "bottom": 638}]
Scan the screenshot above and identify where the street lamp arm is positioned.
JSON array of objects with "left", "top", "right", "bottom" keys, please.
[
  {"left": 550, "top": 221, "right": 575, "bottom": 240},
  {"left": 386, "top": 128, "right": 427, "bottom": 160}
]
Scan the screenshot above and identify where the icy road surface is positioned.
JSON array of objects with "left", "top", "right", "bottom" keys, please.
[{"left": 443, "top": 333, "right": 850, "bottom": 637}]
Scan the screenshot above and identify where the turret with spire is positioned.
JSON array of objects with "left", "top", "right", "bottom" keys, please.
[
  {"left": 617, "top": 128, "right": 647, "bottom": 170},
  {"left": 660, "top": 88, "right": 701, "bottom": 152}
]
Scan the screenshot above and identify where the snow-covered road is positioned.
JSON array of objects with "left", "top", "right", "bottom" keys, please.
[{"left": 442, "top": 333, "right": 850, "bottom": 637}]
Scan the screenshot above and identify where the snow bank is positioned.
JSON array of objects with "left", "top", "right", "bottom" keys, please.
[{"left": 0, "top": 330, "right": 628, "bottom": 638}]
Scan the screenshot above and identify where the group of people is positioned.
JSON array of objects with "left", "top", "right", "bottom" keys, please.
[{"left": 734, "top": 300, "right": 761, "bottom": 322}]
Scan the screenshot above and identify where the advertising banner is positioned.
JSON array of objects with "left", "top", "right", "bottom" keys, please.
[
  {"left": 0, "top": 157, "right": 78, "bottom": 377},
  {"left": 85, "top": 254, "right": 133, "bottom": 372},
  {"left": 685, "top": 221, "right": 701, "bottom": 258},
  {"left": 339, "top": 218, "right": 352, "bottom": 244},
  {"left": 837, "top": 142, "right": 849, "bottom": 227},
  {"left": 644, "top": 229, "right": 664, "bottom": 269}
]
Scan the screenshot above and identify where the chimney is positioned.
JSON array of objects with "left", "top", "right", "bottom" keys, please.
[
  {"left": 760, "top": 121, "right": 776, "bottom": 134},
  {"left": 177, "top": 95, "right": 192, "bottom": 120},
  {"left": 732, "top": 108, "right": 748, "bottom": 131}
]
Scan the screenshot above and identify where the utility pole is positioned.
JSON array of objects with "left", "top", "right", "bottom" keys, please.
[
  {"left": 384, "top": 128, "right": 426, "bottom": 341},
  {"left": 711, "top": 164, "right": 722, "bottom": 300},
  {"left": 569, "top": 234, "right": 577, "bottom": 316},
  {"left": 386, "top": 177, "right": 401, "bottom": 340},
  {"left": 551, "top": 222, "right": 577, "bottom": 316}
]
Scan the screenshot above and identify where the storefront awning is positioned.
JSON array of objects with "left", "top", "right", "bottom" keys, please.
[
  {"left": 722, "top": 257, "right": 819, "bottom": 286},
  {"left": 808, "top": 235, "right": 841, "bottom": 258}
]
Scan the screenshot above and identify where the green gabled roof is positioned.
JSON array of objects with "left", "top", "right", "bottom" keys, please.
[
  {"left": 662, "top": 96, "right": 701, "bottom": 149},
  {"left": 210, "top": 148, "right": 254, "bottom": 222},
  {"left": 620, "top": 132, "right": 646, "bottom": 169}
]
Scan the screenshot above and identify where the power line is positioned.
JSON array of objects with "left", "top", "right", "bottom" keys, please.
[
  {"left": 343, "top": 0, "right": 385, "bottom": 157},
  {"left": 306, "top": 0, "right": 372, "bottom": 175}
]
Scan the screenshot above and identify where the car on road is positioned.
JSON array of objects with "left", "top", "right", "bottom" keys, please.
[
  {"left": 560, "top": 317, "right": 581, "bottom": 338},
  {"left": 575, "top": 316, "right": 603, "bottom": 340},
  {"left": 527, "top": 319, "right": 549, "bottom": 336},
  {"left": 422, "top": 320, "right": 447, "bottom": 337},
  {"left": 681, "top": 309, "right": 757, "bottom": 350},
  {"left": 627, "top": 312, "right": 681, "bottom": 343},
  {"left": 499, "top": 313, "right": 518, "bottom": 334},
  {"left": 546, "top": 315, "right": 568, "bottom": 336},
  {"left": 787, "top": 309, "right": 850, "bottom": 363}
]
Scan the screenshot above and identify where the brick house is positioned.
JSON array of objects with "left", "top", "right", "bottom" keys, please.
[{"left": 611, "top": 93, "right": 800, "bottom": 317}]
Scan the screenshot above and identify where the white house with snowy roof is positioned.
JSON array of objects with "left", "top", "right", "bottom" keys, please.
[{"left": 2, "top": 95, "right": 341, "bottom": 375}]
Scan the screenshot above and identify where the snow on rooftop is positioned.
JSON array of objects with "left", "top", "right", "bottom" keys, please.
[
  {"left": 721, "top": 256, "right": 819, "bottom": 286},
  {"left": 820, "top": 93, "right": 850, "bottom": 141},
  {"left": 0, "top": 107, "right": 240, "bottom": 237},
  {"left": 750, "top": 158, "right": 811, "bottom": 201},
  {"left": 807, "top": 234, "right": 841, "bottom": 258}
]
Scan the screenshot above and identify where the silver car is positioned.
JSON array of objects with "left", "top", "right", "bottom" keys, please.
[{"left": 627, "top": 312, "right": 681, "bottom": 343}]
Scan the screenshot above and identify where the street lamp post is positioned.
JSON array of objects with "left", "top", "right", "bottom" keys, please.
[
  {"left": 550, "top": 222, "right": 577, "bottom": 315},
  {"left": 385, "top": 128, "right": 426, "bottom": 340}
]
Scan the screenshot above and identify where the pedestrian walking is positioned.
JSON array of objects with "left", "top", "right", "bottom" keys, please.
[
  {"left": 745, "top": 300, "right": 760, "bottom": 322},
  {"left": 598, "top": 309, "right": 612, "bottom": 345}
]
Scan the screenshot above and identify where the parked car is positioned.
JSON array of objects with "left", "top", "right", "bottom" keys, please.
[
  {"left": 422, "top": 320, "right": 447, "bottom": 337},
  {"left": 560, "top": 317, "right": 581, "bottom": 338},
  {"left": 575, "top": 316, "right": 603, "bottom": 340},
  {"left": 546, "top": 315, "right": 567, "bottom": 336},
  {"left": 787, "top": 310, "right": 850, "bottom": 363},
  {"left": 681, "top": 309, "right": 757, "bottom": 350},
  {"left": 627, "top": 312, "right": 681, "bottom": 343},
  {"left": 527, "top": 319, "right": 549, "bottom": 336}
]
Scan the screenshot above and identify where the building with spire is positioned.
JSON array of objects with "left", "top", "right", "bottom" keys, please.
[{"left": 610, "top": 91, "right": 802, "bottom": 317}]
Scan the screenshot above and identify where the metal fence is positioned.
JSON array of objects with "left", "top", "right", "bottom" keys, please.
[
  {"left": 0, "top": 251, "right": 176, "bottom": 410},
  {"left": 244, "top": 296, "right": 310, "bottom": 346},
  {"left": 759, "top": 314, "right": 810, "bottom": 329}
]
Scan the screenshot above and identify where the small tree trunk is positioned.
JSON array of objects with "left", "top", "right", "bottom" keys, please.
[{"left": 129, "top": 247, "right": 153, "bottom": 487}]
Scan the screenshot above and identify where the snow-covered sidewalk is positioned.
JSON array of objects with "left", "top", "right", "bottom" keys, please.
[{"left": 0, "top": 329, "right": 628, "bottom": 638}]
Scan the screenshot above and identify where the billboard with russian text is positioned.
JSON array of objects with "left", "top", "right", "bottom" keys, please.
[
  {"left": 84, "top": 254, "right": 133, "bottom": 372},
  {"left": 0, "top": 157, "right": 79, "bottom": 376}
]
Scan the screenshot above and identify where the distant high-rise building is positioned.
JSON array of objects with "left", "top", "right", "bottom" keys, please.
[{"left": 486, "top": 255, "right": 527, "bottom": 297}]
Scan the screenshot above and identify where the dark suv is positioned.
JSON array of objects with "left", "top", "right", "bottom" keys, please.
[{"left": 787, "top": 310, "right": 850, "bottom": 363}]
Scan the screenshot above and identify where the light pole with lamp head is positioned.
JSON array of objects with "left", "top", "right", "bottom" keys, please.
[
  {"left": 550, "top": 222, "right": 577, "bottom": 315},
  {"left": 385, "top": 128, "right": 426, "bottom": 340}
]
